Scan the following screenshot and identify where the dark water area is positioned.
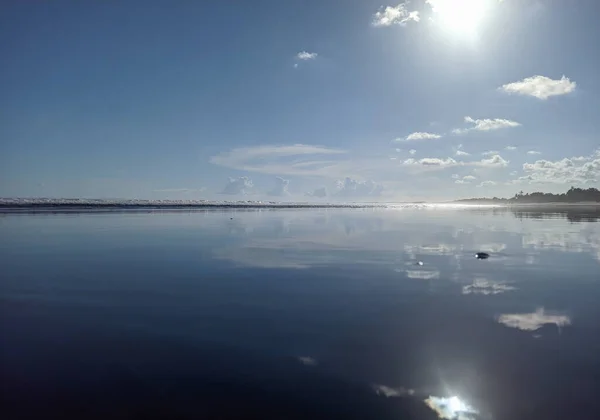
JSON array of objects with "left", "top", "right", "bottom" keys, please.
[{"left": 1, "top": 208, "right": 600, "bottom": 419}]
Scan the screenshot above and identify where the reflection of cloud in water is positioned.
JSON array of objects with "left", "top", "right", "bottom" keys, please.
[
  {"left": 424, "top": 395, "right": 479, "bottom": 420},
  {"left": 522, "top": 226, "right": 600, "bottom": 262},
  {"left": 402, "top": 269, "right": 441, "bottom": 280},
  {"left": 478, "top": 243, "right": 506, "bottom": 253},
  {"left": 372, "top": 384, "right": 415, "bottom": 397},
  {"left": 210, "top": 208, "right": 600, "bottom": 270},
  {"left": 404, "top": 244, "right": 460, "bottom": 256},
  {"left": 462, "top": 278, "right": 516, "bottom": 295},
  {"left": 497, "top": 308, "right": 571, "bottom": 331},
  {"left": 213, "top": 247, "right": 311, "bottom": 269},
  {"left": 297, "top": 356, "right": 317, "bottom": 366}
]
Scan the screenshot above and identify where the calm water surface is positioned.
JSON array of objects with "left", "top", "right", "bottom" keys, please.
[{"left": 1, "top": 208, "right": 600, "bottom": 419}]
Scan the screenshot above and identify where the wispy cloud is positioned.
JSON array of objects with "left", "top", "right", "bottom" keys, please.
[
  {"left": 403, "top": 157, "right": 457, "bottom": 167},
  {"left": 500, "top": 75, "right": 576, "bottom": 100},
  {"left": 296, "top": 51, "right": 318, "bottom": 60},
  {"left": 527, "top": 150, "right": 541, "bottom": 155},
  {"left": 222, "top": 177, "right": 253, "bottom": 195},
  {"left": 297, "top": 356, "right": 318, "bottom": 366},
  {"left": 372, "top": 3, "right": 420, "bottom": 27},
  {"left": 505, "top": 146, "right": 517, "bottom": 151},
  {"left": 482, "top": 150, "right": 500, "bottom": 156},
  {"left": 409, "top": 149, "right": 417, "bottom": 155},
  {"left": 497, "top": 308, "right": 571, "bottom": 331},
  {"left": 452, "top": 116, "right": 521, "bottom": 135},
  {"left": 210, "top": 144, "right": 347, "bottom": 177},
  {"left": 399, "top": 132, "right": 442, "bottom": 142},
  {"left": 372, "top": 384, "right": 415, "bottom": 397},
  {"left": 455, "top": 175, "right": 477, "bottom": 184},
  {"left": 456, "top": 150, "right": 470, "bottom": 156},
  {"left": 477, "top": 180, "right": 497, "bottom": 187}
]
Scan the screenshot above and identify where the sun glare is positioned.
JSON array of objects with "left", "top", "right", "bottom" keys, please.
[{"left": 428, "top": 0, "right": 490, "bottom": 37}]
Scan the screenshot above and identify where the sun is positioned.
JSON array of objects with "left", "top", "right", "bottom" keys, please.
[{"left": 427, "top": 0, "right": 490, "bottom": 37}]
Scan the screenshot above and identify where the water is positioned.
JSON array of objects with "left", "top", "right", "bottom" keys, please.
[{"left": 1, "top": 207, "right": 599, "bottom": 419}]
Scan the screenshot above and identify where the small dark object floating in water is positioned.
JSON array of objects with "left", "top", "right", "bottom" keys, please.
[
  {"left": 475, "top": 252, "right": 490, "bottom": 259},
  {"left": 230, "top": 217, "right": 233, "bottom": 220}
]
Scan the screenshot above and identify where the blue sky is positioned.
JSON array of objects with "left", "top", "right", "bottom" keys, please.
[{"left": 1, "top": 0, "right": 599, "bottom": 201}]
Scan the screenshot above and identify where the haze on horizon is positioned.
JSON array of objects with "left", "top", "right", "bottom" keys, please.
[{"left": 1, "top": 0, "right": 599, "bottom": 203}]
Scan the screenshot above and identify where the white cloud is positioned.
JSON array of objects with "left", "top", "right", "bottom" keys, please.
[
  {"left": 497, "top": 308, "right": 571, "bottom": 331},
  {"left": 336, "top": 177, "right": 383, "bottom": 197},
  {"left": 452, "top": 116, "right": 521, "bottom": 135},
  {"left": 305, "top": 186, "right": 328, "bottom": 198},
  {"left": 210, "top": 144, "right": 347, "bottom": 177},
  {"left": 268, "top": 176, "right": 290, "bottom": 196},
  {"left": 409, "top": 149, "right": 417, "bottom": 155},
  {"left": 402, "top": 154, "right": 507, "bottom": 171},
  {"left": 505, "top": 146, "right": 517, "bottom": 151},
  {"left": 518, "top": 150, "right": 600, "bottom": 185},
  {"left": 296, "top": 51, "right": 318, "bottom": 60},
  {"left": 482, "top": 150, "right": 500, "bottom": 156},
  {"left": 478, "top": 154, "right": 509, "bottom": 167},
  {"left": 297, "top": 356, "right": 317, "bottom": 366},
  {"left": 477, "top": 180, "right": 497, "bottom": 187},
  {"left": 222, "top": 176, "right": 253, "bottom": 195},
  {"left": 395, "top": 148, "right": 403, "bottom": 153},
  {"left": 403, "top": 157, "right": 458, "bottom": 167},
  {"left": 372, "top": 384, "right": 415, "bottom": 397},
  {"left": 456, "top": 175, "right": 477, "bottom": 184},
  {"left": 451, "top": 174, "right": 460, "bottom": 179},
  {"left": 527, "top": 150, "right": 541, "bottom": 155},
  {"left": 372, "top": 3, "right": 420, "bottom": 27},
  {"left": 401, "top": 132, "right": 442, "bottom": 141},
  {"left": 454, "top": 144, "right": 470, "bottom": 156},
  {"left": 500, "top": 75, "right": 576, "bottom": 100}
]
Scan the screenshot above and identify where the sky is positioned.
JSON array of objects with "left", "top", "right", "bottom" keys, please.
[{"left": 1, "top": 0, "right": 599, "bottom": 202}]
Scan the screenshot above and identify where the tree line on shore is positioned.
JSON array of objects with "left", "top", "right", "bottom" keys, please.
[{"left": 456, "top": 187, "right": 600, "bottom": 203}]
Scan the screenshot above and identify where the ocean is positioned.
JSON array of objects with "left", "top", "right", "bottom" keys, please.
[{"left": 1, "top": 206, "right": 600, "bottom": 419}]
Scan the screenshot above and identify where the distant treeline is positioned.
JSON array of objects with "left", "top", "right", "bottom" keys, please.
[{"left": 456, "top": 187, "right": 600, "bottom": 203}]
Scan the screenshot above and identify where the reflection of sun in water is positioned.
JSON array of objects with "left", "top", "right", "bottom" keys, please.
[
  {"left": 425, "top": 395, "right": 478, "bottom": 419},
  {"left": 448, "top": 396, "right": 468, "bottom": 413},
  {"left": 427, "top": 0, "right": 491, "bottom": 37}
]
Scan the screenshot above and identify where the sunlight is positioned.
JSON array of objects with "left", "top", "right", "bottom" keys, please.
[
  {"left": 424, "top": 395, "right": 478, "bottom": 419},
  {"left": 428, "top": 0, "right": 490, "bottom": 37}
]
